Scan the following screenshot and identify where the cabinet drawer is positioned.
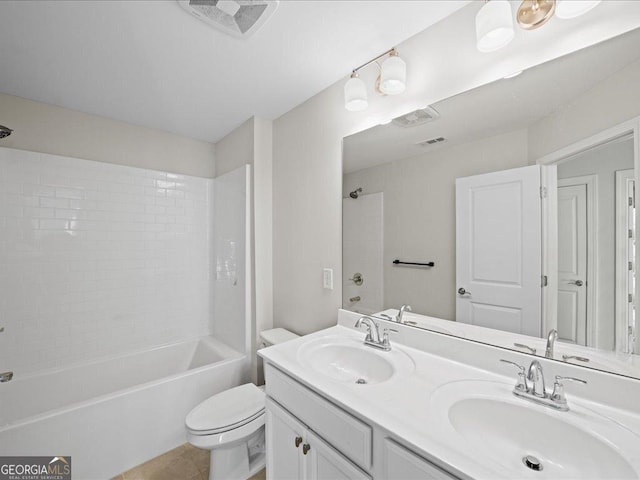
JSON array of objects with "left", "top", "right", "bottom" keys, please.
[{"left": 265, "top": 363, "right": 372, "bottom": 471}]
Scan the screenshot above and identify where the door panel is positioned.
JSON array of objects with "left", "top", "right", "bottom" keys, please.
[
  {"left": 266, "top": 398, "right": 305, "bottom": 480},
  {"left": 306, "top": 430, "right": 370, "bottom": 480},
  {"left": 456, "top": 165, "right": 542, "bottom": 337},
  {"left": 557, "top": 184, "right": 587, "bottom": 345}
]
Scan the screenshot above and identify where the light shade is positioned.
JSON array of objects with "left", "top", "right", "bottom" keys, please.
[
  {"left": 476, "top": 0, "right": 515, "bottom": 53},
  {"left": 555, "top": 0, "right": 601, "bottom": 19},
  {"left": 344, "top": 74, "right": 368, "bottom": 112},
  {"left": 380, "top": 53, "right": 406, "bottom": 95}
]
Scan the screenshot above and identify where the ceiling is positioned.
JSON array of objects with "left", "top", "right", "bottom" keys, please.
[
  {"left": 0, "top": 0, "right": 469, "bottom": 144},
  {"left": 343, "top": 27, "right": 640, "bottom": 173}
]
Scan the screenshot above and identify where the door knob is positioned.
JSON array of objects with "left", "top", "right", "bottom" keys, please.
[
  {"left": 569, "top": 280, "right": 584, "bottom": 287},
  {"left": 302, "top": 443, "right": 311, "bottom": 455},
  {"left": 294, "top": 436, "right": 302, "bottom": 448},
  {"left": 457, "top": 287, "right": 471, "bottom": 296}
]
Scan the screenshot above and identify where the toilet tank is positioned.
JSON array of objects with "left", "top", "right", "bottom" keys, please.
[{"left": 259, "top": 328, "right": 299, "bottom": 348}]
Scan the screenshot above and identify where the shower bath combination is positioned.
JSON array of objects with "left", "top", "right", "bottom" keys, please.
[
  {"left": 349, "top": 187, "right": 363, "bottom": 199},
  {"left": 0, "top": 125, "right": 13, "bottom": 139}
]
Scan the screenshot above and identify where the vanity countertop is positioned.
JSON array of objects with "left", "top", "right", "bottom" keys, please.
[{"left": 259, "top": 324, "right": 640, "bottom": 479}]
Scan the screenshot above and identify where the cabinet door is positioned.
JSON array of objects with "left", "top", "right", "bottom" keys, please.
[
  {"left": 306, "top": 430, "right": 371, "bottom": 480},
  {"left": 266, "top": 398, "right": 305, "bottom": 480},
  {"left": 383, "top": 438, "right": 458, "bottom": 480}
]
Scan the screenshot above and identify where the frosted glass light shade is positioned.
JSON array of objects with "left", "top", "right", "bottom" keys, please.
[
  {"left": 556, "top": 0, "right": 601, "bottom": 19},
  {"left": 344, "top": 75, "right": 368, "bottom": 112},
  {"left": 476, "top": 0, "right": 515, "bottom": 53},
  {"left": 380, "top": 54, "right": 406, "bottom": 95}
]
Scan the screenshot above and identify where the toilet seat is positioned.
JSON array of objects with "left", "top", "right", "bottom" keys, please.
[{"left": 186, "top": 383, "right": 265, "bottom": 436}]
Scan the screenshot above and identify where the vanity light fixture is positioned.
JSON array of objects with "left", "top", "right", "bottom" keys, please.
[
  {"left": 344, "top": 48, "right": 406, "bottom": 112},
  {"left": 476, "top": 0, "right": 603, "bottom": 52}
]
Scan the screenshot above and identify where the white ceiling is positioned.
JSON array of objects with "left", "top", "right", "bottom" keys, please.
[
  {"left": 343, "top": 27, "right": 640, "bottom": 173},
  {"left": 0, "top": 0, "right": 469, "bottom": 144}
]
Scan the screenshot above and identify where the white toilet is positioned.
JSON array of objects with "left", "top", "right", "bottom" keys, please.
[{"left": 185, "top": 328, "right": 299, "bottom": 480}]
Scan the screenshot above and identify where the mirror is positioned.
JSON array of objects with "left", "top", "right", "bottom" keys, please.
[{"left": 342, "top": 29, "right": 640, "bottom": 379}]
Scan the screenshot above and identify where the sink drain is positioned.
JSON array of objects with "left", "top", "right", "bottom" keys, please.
[
  {"left": 523, "top": 455, "right": 543, "bottom": 471},
  {"left": 355, "top": 378, "right": 367, "bottom": 384}
]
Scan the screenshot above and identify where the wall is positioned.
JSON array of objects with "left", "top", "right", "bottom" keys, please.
[
  {"left": 528, "top": 58, "right": 640, "bottom": 161},
  {"left": 343, "top": 129, "right": 528, "bottom": 320},
  {"left": 214, "top": 117, "right": 255, "bottom": 177},
  {"left": 342, "top": 192, "right": 384, "bottom": 315},
  {"left": 0, "top": 147, "right": 211, "bottom": 375},
  {"left": 272, "top": 1, "right": 640, "bottom": 336},
  {"left": 0, "top": 93, "right": 216, "bottom": 177},
  {"left": 214, "top": 116, "right": 273, "bottom": 382},
  {"left": 557, "top": 137, "right": 635, "bottom": 350}
]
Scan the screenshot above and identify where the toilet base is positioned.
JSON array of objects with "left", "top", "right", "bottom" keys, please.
[{"left": 209, "top": 444, "right": 265, "bottom": 480}]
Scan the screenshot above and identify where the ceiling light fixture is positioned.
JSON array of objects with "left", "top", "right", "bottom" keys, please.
[
  {"left": 344, "top": 48, "right": 406, "bottom": 112},
  {"left": 475, "top": 0, "right": 515, "bottom": 52},
  {"left": 476, "top": 0, "right": 603, "bottom": 52},
  {"left": 555, "top": 0, "right": 602, "bottom": 19}
]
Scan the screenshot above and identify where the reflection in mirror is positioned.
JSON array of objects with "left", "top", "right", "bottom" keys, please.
[{"left": 342, "top": 28, "right": 640, "bottom": 379}]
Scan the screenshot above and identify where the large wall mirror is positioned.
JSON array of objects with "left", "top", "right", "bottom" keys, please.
[{"left": 342, "top": 28, "right": 640, "bottom": 380}]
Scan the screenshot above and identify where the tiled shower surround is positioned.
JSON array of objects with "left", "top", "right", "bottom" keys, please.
[{"left": 0, "top": 147, "right": 213, "bottom": 375}]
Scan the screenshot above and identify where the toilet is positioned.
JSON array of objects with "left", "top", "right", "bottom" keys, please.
[{"left": 185, "top": 328, "right": 299, "bottom": 480}]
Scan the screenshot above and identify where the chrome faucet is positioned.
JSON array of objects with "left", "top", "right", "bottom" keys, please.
[
  {"left": 545, "top": 329, "right": 558, "bottom": 358},
  {"left": 501, "top": 359, "right": 586, "bottom": 411},
  {"left": 354, "top": 316, "right": 396, "bottom": 351},
  {"left": 396, "top": 304, "right": 412, "bottom": 323},
  {"left": 527, "top": 360, "right": 546, "bottom": 397}
]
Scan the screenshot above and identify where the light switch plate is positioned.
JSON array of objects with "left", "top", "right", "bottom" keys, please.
[{"left": 323, "top": 268, "right": 334, "bottom": 290}]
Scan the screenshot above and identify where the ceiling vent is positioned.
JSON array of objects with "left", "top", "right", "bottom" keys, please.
[
  {"left": 179, "top": 1, "right": 279, "bottom": 39},
  {"left": 416, "top": 136, "right": 446, "bottom": 147},
  {"left": 392, "top": 106, "right": 440, "bottom": 128}
]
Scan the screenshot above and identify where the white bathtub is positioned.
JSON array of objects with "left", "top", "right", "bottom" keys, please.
[{"left": 0, "top": 335, "right": 248, "bottom": 479}]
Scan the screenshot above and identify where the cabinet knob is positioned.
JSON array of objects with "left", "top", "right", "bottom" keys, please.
[
  {"left": 302, "top": 443, "right": 311, "bottom": 455},
  {"left": 295, "top": 436, "right": 303, "bottom": 448}
]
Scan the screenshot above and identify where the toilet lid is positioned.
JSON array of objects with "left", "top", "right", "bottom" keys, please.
[{"left": 186, "top": 383, "right": 265, "bottom": 432}]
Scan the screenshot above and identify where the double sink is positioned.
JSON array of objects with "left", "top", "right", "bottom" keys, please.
[{"left": 295, "top": 332, "right": 640, "bottom": 479}]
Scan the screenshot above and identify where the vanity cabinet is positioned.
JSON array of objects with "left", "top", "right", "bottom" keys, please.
[
  {"left": 383, "top": 438, "right": 457, "bottom": 480},
  {"left": 264, "top": 363, "right": 459, "bottom": 480},
  {"left": 266, "top": 397, "right": 370, "bottom": 480}
]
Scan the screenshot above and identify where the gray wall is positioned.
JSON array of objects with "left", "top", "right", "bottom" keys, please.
[{"left": 0, "top": 93, "right": 216, "bottom": 177}]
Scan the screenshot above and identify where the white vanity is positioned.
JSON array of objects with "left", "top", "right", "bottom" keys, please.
[{"left": 259, "top": 310, "right": 640, "bottom": 479}]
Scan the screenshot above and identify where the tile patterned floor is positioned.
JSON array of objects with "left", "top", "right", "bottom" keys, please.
[{"left": 113, "top": 443, "right": 266, "bottom": 480}]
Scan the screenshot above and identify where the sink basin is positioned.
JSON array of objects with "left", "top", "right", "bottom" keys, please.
[
  {"left": 430, "top": 380, "right": 640, "bottom": 479},
  {"left": 297, "top": 336, "right": 414, "bottom": 385}
]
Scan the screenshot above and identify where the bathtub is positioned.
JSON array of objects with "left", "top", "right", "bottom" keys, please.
[{"left": 0, "top": 335, "right": 248, "bottom": 479}]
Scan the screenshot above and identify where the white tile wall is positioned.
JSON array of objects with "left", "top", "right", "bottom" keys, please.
[{"left": 0, "top": 147, "right": 213, "bottom": 375}]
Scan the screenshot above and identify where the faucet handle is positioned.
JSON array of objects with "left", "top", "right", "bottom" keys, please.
[
  {"left": 513, "top": 343, "right": 537, "bottom": 355},
  {"left": 500, "top": 359, "right": 527, "bottom": 392},
  {"left": 382, "top": 328, "right": 398, "bottom": 348},
  {"left": 551, "top": 375, "right": 587, "bottom": 408}
]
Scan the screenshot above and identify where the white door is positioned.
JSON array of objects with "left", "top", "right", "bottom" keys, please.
[
  {"left": 456, "top": 165, "right": 542, "bottom": 336},
  {"left": 266, "top": 398, "right": 305, "bottom": 480},
  {"left": 557, "top": 183, "right": 588, "bottom": 345}
]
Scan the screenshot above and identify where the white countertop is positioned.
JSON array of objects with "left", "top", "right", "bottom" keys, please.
[{"left": 259, "top": 324, "right": 640, "bottom": 479}]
